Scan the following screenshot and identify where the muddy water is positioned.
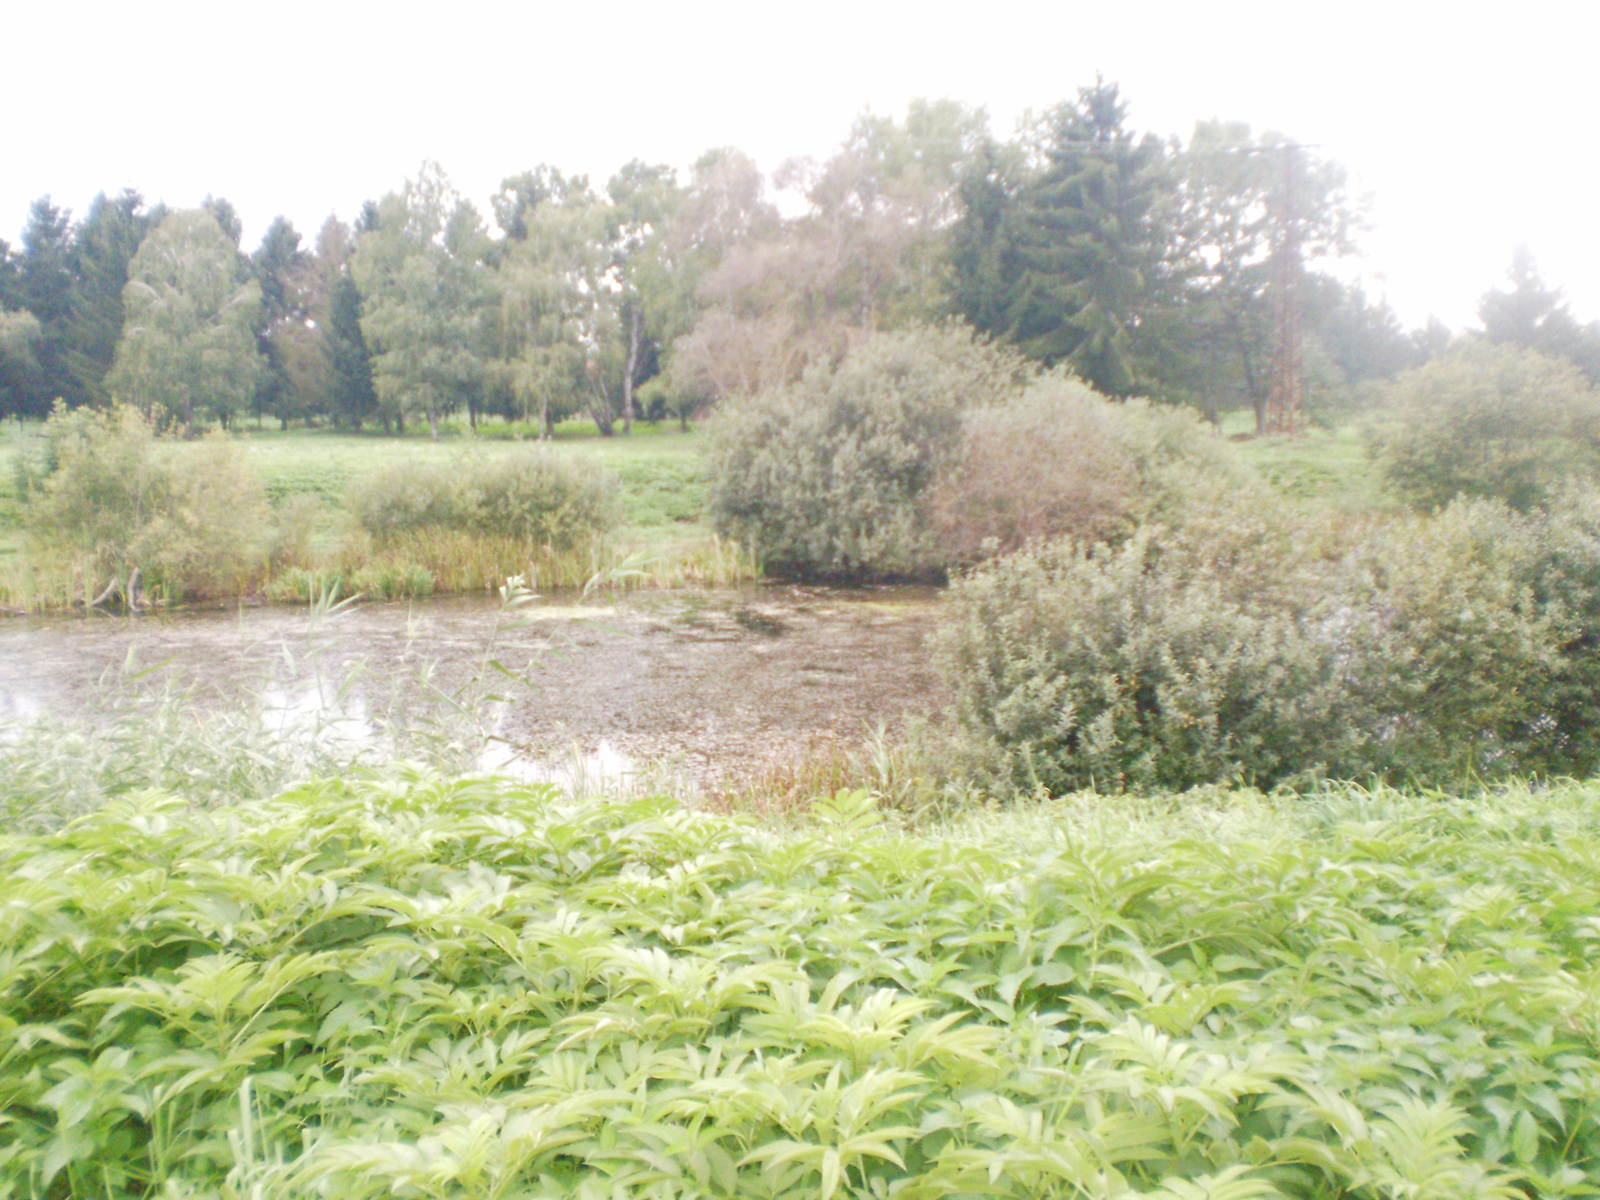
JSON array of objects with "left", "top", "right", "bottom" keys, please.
[{"left": 0, "top": 586, "right": 947, "bottom": 783}]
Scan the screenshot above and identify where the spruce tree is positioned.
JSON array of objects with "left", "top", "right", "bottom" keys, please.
[
  {"left": 64, "top": 190, "right": 160, "bottom": 406},
  {"left": 17, "top": 197, "right": 75, "bottom": 416},
  {"left": 951, "top": 82, "right": 1174, "bottom": 396}
]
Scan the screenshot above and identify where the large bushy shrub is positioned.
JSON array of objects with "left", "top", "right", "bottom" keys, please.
[
  {"left": 705, "top": 326, "right": 1032, "bottom": 577},
  {"left": 937, "top": 495, "right": 1600, "bottom": 793},
  {"left": 348, "top": 445, "right": 619, "bottom": 550},
  {"left": 1535, "top": 485, "right": 1600, "bottom": 770},
  {"left": 20, "top": 405, "right": 270, "bottom": 597},
  {"left": 1367, "top": 343, "right": 1600, "bottom": 511},
  {"left": 935, "top": 525, "right": 1356, "bottom": 794},
  {"left": 344, "top": 459, "right": 461, "bottom": 537},
  {"left": 1334, "top": 499, "right": 1582, "bottom": 781},
  {"left": 929, "top": 377, "right": 1251, "bottom": 565}
]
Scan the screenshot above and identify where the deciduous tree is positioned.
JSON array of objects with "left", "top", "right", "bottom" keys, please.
[
  {"left": 1169, "top": 121, "right": 1362, "bottom": 423},
  {"left": 352, "top": 162, "right": 490, "bottom": 437},
  {"left": 107, "top": 209, "right": 266, "bottom": 430},
  {"left": 252, "top": 216, "right": 313, "bottom": 427},
  {"left": 492, "top": 185, "right": 595, "bottom": 437}
]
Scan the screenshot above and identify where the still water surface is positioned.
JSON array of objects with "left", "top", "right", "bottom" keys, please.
[{"left": 0, "top": 585, "right": 946, "bottom": 785}]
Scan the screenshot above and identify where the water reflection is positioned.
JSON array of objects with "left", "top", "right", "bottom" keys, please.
[{"left": 0, "top": 585, "right": 946, "bottom": 784}]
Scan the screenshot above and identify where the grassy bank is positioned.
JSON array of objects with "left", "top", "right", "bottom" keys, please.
[
  {"left": 0, "top": 419, "right": 758, "bottom": 611},
  {"left": 239, "top": 420, "right": 713, "bottom": 540},
  {"left": 3, "top": 764, "right": 1597, "bottom": 1197}
]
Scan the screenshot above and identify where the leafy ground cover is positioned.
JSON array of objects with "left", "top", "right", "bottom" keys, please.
[{"left": 3, "top": 773, "right": 1598, "bottom": 1197}]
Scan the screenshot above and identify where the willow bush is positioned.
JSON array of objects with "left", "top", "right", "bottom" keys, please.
[
  {"left": 706, "top": 327, "right": 1250, "bottom": 579},
  {"left": 1335, "top": 499, "right": 1578, "bottom": 781},
  {"left": 705, "top": 325, "right": 1032, "bottom": 578},
  {"left": 19, "top": 404, "right": 272, "bottom": 599},
  {"left": 938, "top": 494, "right": 1600, "bottom": 793},
  {"left": 1366, "top": 343, "right": 1600, "bottom": 512},
  {"left": 1536, "top": 484, "right": 1600, "bottom": 763},
  {"left": 935, "top": 524, "right": 1357, "bottom": 794},
  {"left": 929, "top": 376, "right": 1252, "bottom": 567}
]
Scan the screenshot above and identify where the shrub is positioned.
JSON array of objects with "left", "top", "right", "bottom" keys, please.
[
  {"left": 935, "top": 526, "right": 1355, "bottom": 794},
  {"left": 1367, "top": 342, "right": 1600, "bottom": 511},
  {"left": 1535, "top": 484, "right": 1600, "bottom": 772},
  {"left": 937, "top": 496, "right": 1600, "bottom": 794},
  {"left": 1331, "top": 500, "right": 1572, "bottom": 781},
  {"left": 266, "top": 492, "right": 323, "bottom": 568},
  {"left": 929, "top": 377, "right": 1252, "bottom": 565},
  {"left": 705, "top": 325, "right": 1032, "bottom": 577},
  {"left": 345, "top": 458, "right": 464, "bottom": 538},
  {"left": 347, "top": 446, "right": 619, "bottom": 550},
  {"left": 473, "top": 445, "right": 620, "bottom": 547},
  {"left": 21, "top": 404, "right": 271, "bottom": 597}
]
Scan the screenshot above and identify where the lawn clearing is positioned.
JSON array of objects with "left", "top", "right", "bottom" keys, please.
[
  {"left": 236, "top": 422, "right": 712, "bottom": 539},
  {"left": 1221, "top": 411, "right": 1391, "bottom": 510}
]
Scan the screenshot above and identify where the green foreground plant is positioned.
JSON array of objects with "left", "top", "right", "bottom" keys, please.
[{"left": 3, "top": 773, "right": 1600, "bottom": 1197}]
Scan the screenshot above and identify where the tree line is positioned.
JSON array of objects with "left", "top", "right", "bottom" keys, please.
[{"left": 3, "top": 82, "right": 1598, "bottom": 435}]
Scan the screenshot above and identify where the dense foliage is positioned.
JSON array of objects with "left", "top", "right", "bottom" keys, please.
[
  {"left": 937, "top": 495, "right": 1600, "bottom": 793},
  {"left": 18, "top": 405, "right": 271, "bottom": 598},
  {"left": 935, "top": 527, "right": 1348, "bottom": 793},
  {"left": 705, "top": 327, "right": 1029, "bottom": 577},
  {"left": 706, "top": 329, "right": 1258, "bottom": 580},
  {"left": 7, "top": 406, "right": 645, "bottom": 604},
  {"left": 20, "top": 78, "right": 1568, "bottom": 438},
  {"left": 105, "top": 209, "right": 266, "bottom": 431},
  {"left": 1367, "top": 343, "right": 1600, "bottom": 511},
  {"left": 4, "top": 775, "right": 1600, "bottom": 1197},
  {"left": 930, "top": 377, "right": 1249, "bottom": 566}
]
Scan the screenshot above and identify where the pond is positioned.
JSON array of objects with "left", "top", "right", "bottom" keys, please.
[{"left": 0, "top": 585, "right": 947, "bottom": 786}]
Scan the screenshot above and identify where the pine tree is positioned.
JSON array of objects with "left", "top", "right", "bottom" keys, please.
[{"left": 1480, "top": 246, "right": 1600, "bottom": 381}]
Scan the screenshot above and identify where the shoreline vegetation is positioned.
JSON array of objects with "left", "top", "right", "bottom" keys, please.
[
  {"left": 0, "top": 401, "right": 1378, "bottom": 618},
  {"left": 5, "top": 664, "right": 1600, "bottom": 1194},
  {"left": 5, "top": 370, "right": 1600, "bottom": 1192},
  {"left": 8, "top": 76, "right": 1600, "bottom": 1196},
  {"left": 0, "top": 413, "right": 759, "bottom": 613}
]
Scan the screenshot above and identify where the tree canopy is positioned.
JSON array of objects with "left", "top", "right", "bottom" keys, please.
[
  {"left": 105, "top": 208, "right": 266, "bottom": 429},
  {"left": 8, "top": 82, "right": 1579, "bottom": 435}
]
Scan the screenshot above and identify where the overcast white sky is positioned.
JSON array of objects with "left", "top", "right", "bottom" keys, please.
[{"left": 6, "top": 1, "right": 1596, "bottom": 331}]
